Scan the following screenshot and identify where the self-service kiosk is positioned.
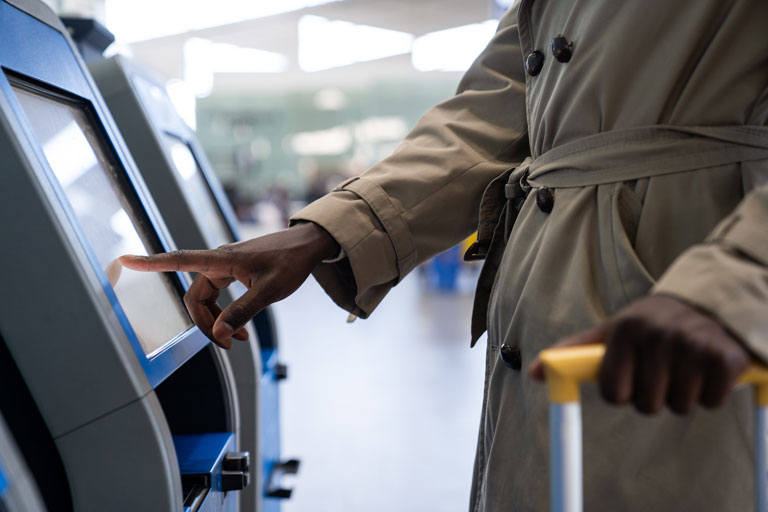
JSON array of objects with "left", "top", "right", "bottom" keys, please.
[
  {"left": 89, "top": 56, "right": 297, "bottom": 512},
  {"left": 0, "top": 1, "right": 248, "bottom": 510},
  {"left": 0, "top": 414, "right": 46, "bottom": 512}
]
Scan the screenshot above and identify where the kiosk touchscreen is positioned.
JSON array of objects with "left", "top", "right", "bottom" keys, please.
[
  {"left": 90, "top": 55, "right": 297, "bottom": 511},
  {"left": 0, "top": 1, "right": 247, "bottom": 510},
  {"left": 11, "top": 83, "right": 191, "bottom": 355}
]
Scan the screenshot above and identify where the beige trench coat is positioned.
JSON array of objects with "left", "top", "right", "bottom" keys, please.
[{"left": 292, "top": 1, "right": 768, "bottom": 510}]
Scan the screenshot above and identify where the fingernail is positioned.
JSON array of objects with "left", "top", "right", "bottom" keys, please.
[{"left": 118, "top": 255, "right": 147, "bottom": 267}]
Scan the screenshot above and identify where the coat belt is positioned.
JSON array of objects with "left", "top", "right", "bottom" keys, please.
[{"left": 468, "top": 124, "right": 768, "bottom": 346}]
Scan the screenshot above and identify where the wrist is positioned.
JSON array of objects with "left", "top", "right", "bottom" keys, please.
[{"left": 291, "top": 221, "right": 341, "bottom": 261}]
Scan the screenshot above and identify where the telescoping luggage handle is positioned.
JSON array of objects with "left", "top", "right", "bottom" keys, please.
[{"left": 539, "top": 344, "right": 768, "bottom": 512}]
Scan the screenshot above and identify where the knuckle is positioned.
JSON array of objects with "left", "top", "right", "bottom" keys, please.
[
  {"left": 722, "top": 350, "right": 749, "bottom": 376},
  {"left": 612, "top": 316, "right": 667, "bottom": 351},
  {"left": 225, "top": 302, "right": 251, "bottom": 327},
  {"left": 702, "top": 348, "right": 728, "bottom": 374},
  {"left": 174, "top": 250, "right": 188, "bottom": 268},
  {"left": 672, "top": 331, "right": 703, "bottom": 356},
  {"left": 217, "top": 244, "right": 235, "bottom": 257},
  {"left": 612, "top": 317, "right": 645, "bottom": 339}
]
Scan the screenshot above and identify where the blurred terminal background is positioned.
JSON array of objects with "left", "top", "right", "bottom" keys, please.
[{"left": 43, "top": 1, "right": 515, "bottom": 510}]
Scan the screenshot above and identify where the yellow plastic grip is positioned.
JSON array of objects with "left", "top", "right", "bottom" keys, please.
[{"left": 539, "top": 344, "right": 768, "bottom": 405}]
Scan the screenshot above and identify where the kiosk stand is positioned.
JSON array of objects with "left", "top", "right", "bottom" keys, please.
[
  {"left": 89, "top": 55, "right": 298, "bottom": 512},
  {"left": 0, "top": 0, "right": 248, "bottom": 509}
]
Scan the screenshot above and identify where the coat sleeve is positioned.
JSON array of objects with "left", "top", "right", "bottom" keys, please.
[
  {"left": 653, "top": 182, "right": 768, "bottom": 361},
  {"left": 289, "top": 8, "right": 530, "bottom": 319}
]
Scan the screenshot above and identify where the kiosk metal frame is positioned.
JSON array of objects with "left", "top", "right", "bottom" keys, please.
[{"left": 0, "top": 1, "right": 247, "bottom": 509}]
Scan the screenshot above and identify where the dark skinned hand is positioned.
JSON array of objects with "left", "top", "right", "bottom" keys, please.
[
  {"left": 120, "top": 222, "right": 339, "bottom": 349},
  {"left": 529, "top": 295, "right": 751, "bottom": 414}
]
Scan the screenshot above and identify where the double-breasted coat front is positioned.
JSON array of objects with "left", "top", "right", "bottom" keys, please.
[{"left": 292, "top": 1, "right": 768, "bottom": 509}]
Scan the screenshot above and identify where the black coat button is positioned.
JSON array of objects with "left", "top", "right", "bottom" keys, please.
[
  {"left": 499, "top": 344, "right": 522, "bottom": 370},
  {"left": 536, "top": 187, "right": 554, "bottom": 213},
  {"left": 551, "top": 35, "right": 573, "bottom": 63},
  {"left": 525, "top": 51, "right": 545, "bottom": 76}
]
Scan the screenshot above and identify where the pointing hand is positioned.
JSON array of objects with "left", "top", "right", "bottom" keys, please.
[{"left": 120, "top": 222, "right": 339, "bottom": 348}]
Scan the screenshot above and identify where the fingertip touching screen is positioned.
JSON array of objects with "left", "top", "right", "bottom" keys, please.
[{"left": 11, "top": 81, "right": 192, "bottom": 357}]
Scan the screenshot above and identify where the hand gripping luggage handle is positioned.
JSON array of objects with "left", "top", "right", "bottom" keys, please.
[
  {"left": 539, "top": 344, "right": 768, "bottom": 512},
  {"left": 539, "top": 344, "right": 768, "bottom": 404}
]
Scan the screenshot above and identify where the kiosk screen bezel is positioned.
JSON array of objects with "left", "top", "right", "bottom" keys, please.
[
  {"left": 129, "top": 71, "right": 240, "bottom": 243},
  {"left": 0, "top": 65, "right": 209, "bottom": 387},
  {"left": 162, "top": 131, "right": 236, "bottom": 248}
]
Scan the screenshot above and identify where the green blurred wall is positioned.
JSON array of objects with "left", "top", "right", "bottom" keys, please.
[{"left": 196, "top": 77, "right": 459, "bottom": 200}]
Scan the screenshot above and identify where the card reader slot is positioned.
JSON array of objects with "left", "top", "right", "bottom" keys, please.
[
  {"left": 181, "top": 474, "right": 209, "bottom": 511},
  {"left": 182, "top": 484, "right": 208, "bottom": 512}
]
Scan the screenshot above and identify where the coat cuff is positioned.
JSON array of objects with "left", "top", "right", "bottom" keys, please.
[
  {"left": 290, "top": 180, "right": 416, "bottom": 318},
  {"left": 653, "top": 217, "right": 768, "bottom": 362}
]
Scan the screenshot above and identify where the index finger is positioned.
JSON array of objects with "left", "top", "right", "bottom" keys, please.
[{"left": 119, "top": 249, "right": 219, "bottom": 273}]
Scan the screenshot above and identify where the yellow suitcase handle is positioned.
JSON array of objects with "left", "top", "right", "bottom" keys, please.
[{"left": 540, "top": 344, "right": 768, "bottom": 405}]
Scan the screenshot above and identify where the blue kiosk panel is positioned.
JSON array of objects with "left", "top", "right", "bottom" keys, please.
[
  {"left": 0, "top": 462, "right": 7, "bottom": 497},
  {"left": 174, "top": 433, "right": 238, "bottom": 512}
]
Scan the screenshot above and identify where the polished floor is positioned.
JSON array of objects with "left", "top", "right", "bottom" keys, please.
[{"left": 271, "top": 267, "right": 486, "bottom": 512}]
